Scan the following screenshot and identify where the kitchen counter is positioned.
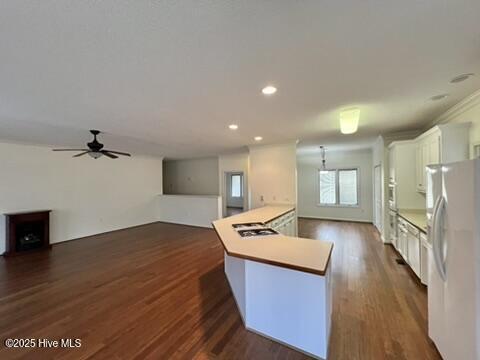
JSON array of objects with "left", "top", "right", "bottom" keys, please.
[
  {"left": 398, "top": 209, "right": 427, "bottom": 233},
  {"left": 213, "top": 205, "right": 333, "bottom": 359},
  {"left": 212, "top": 205, "right": 333, "bottom": 276}
]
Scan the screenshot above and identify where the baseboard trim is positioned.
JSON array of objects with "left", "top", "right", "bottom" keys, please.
[{"left": 298, "top": 215, "right": 373, "bottom": 224}]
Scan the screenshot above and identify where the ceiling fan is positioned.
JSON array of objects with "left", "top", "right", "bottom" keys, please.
[{"left": 53, "top": 130, "right": 131, "bottom": 159}]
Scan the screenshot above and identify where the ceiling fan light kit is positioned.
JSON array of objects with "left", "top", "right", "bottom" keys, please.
[{"left": 52, "top": 130, "right": 131, "bottom": 159}]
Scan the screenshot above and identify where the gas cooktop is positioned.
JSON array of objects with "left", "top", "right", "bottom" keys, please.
[
  {"left": 237, "top": 228, "right": 279, "bottom": 238},
  {"left": 232, "top": 222, "right": 265, "bottom": 229}
]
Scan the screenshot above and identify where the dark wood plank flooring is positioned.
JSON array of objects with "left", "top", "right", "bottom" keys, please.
[{"left": 0, "top": 219, "right": 441, "bottom": 359}]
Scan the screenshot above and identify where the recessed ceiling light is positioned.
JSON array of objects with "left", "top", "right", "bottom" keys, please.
[
  {"left": 228, "top": 124, "right": 238, "bottom": 130},
  {"left": 339, "top": 108, "right": 360, "bottom": 134},
  {"left": 431, "top": 94, "right": 449, "bottom": 101},
  {"left": 254, "top": 136, "right": 263, "bottom": 141},
  {"left": 261, "top": 86, "right": 277, "bottom": 95},
  {"left": 450, "top": 73, "right": 474, "bottom": 83}
]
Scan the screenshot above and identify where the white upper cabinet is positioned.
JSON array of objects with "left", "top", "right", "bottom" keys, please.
[
  {"left": 415, "top": 123, "right": 470, "bottom": 193},
  {"left": 389, "top": 146, "right": 396, "bottom": 183},
  {"left": 388, "top": 141, "right": 425, "bottom": 210}
]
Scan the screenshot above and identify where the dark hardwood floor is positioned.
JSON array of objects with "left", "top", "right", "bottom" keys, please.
[{"left": 0, "top": 219, "right": 441, "bottom": 359}]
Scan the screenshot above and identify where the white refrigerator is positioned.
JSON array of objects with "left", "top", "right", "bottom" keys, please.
[{"left": 426, "top": 159, "right": 480, "bottom": 360}]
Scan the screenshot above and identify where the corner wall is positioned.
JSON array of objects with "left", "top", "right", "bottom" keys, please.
[
  {"left": 248, "top": 143, "right": 297, "bottom": 209},
  {"left": 0, "top": 142, "right": 163, "bottom": 254}
]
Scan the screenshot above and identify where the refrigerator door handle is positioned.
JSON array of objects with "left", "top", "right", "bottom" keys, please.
[{"left": 432, "top": 195, "right": 447, "bottom": 281}]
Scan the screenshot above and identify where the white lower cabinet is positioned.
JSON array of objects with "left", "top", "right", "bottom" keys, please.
[
  {"left": 266, "top": 210, "right": 297, "bottom": 237},
  {"left": 406, "top": 224, "right": 420, "bottom": 277},
  {"left": 396, "top": 215, "right": 425, "bottom": 281},
  {"left": 420, "top": 233, "right": 430, "bottom": 285},
  {"left": 397, "top": 219, "right": 408, "bottom": 259}
]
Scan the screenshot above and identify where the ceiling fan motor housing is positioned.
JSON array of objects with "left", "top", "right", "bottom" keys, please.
[{"left": 88, "top": 130, "right": 104, "bottom": 151}]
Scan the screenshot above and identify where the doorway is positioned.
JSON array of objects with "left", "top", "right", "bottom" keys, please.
[{"left": 224, "top": 172, "right": 245, "bottom": 217}]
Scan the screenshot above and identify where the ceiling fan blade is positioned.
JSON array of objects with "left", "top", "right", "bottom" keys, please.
[
  {"left": 73, "top": 151, "right": 89, "bottom": 157},
  {"left": 103, "top": 150, "right": 131, "bottom": 157},
  {"left": 53, "top": 149, "right": 89, "bottom": 152},
  {"left": 101, "top": 151, "right": 118, "bottom": 159}
]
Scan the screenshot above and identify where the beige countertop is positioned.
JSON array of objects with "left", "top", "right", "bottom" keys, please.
[
  {"left": 398, "top": 209, "right": 427, "bottom": 233},
  {"left": 212, "top": 205, "right": 333, "bottom": 276}
]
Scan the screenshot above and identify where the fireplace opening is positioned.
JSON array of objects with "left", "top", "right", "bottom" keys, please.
[
  {"left": 4, "top": 210, "right": 51, "bottom": 256},
  {"left": 16, "top": 221, "right": 45, "bottom": 252}
]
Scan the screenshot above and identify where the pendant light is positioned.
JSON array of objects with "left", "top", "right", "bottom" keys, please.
[{"left": 320, "top": 146, "right": 327, "bottom": 171}]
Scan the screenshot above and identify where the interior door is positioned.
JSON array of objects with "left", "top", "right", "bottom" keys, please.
[{"left": 373, "top": 165, "right": 383, "bottom": 233}]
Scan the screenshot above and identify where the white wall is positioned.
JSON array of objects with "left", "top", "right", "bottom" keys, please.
[
  {"left": 0, "top": 142, "right": 163, "bottom": 254},
  {"left": 163, "top": 157, "right": 219, "bottom": 195},
  {"left": 434, "top": 89, "right": 480, "bottom": 158},
  {"left": 297, "top": 149, "right": 373, "bottom": 222},
  {"left": 248, "top": 143, "right": 297, "bottom": 209},
  {"left": 218, "top": 153, "right": 249, "bottom": 216},
  {"left": 157, "top": 194, "right": 222, "bottom": 228}
]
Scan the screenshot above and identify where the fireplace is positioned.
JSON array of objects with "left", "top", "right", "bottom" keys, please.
[{"left": 4, "top": 210, "right": 51, "bottom": 256}]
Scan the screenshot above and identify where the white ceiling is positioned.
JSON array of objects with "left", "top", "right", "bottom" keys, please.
[{"left": 1, "top": 1, "right": 480, "bottom": 158}]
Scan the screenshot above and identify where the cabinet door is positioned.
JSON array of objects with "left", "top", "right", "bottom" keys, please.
[
  {"left": 420, "top": 233, "right": 429, "bottom": 285},
  {"left": 421, "top": 142, "right": 429, "bottom": 191},
  {"left": 399, "top": 231, "right": 407, "bottom": 257},
  {"left": 407, "top": 231, "right": 420, "bottom": 277},
  {"left": 389, "top": 147, "right": 395, "bottom": 183},
  {"left": 429, "top": 135, "right": 440, "bottom": 165},
  {"left": 416, "top": 145, "right": 423, "bottom": 191}
]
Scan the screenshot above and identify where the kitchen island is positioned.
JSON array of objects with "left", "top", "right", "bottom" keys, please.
[{"left": 212, "top": 205, "right": 334, "bottom": 359}]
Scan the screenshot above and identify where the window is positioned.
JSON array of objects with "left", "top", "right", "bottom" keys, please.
[
  {"left": 230, "top": 174, "right": 243, "bottom": 197},
  {"left": 319, "top": 168, "right": 358, "bottom": 206},
  {"left": 319, "top": 170, "right": 337, "bottom": 205}
]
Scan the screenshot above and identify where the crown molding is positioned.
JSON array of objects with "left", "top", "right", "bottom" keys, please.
[
  {"left": 429, "top": 89, "right": 480, "bottom": 127},
  {"left": 383, "top": 129, "right": 422, "bottom": 143}
]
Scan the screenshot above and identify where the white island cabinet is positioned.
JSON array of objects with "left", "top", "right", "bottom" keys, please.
[
  {"left": 265, "top": 208, "right": 297, "bottom": 237},
  {"left": 213, "top": 206, "right": 333, "bottom": 359}
]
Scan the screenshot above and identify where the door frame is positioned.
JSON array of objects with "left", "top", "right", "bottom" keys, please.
[
  {"left": 222, "top": 171, "right": 246, "bottom": 217},
  {"left": 373, "top": 165, "right": 383, "bottom": 233}
]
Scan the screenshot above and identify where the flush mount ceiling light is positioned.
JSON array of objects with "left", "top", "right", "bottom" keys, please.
[
  {"left": 254, "top": 136, "right": 263, "bottom": 141},
  {"left": 431, "top": 94, "right": 449, "bottom": 101},
  {"left": 339, "top": 108, "right": 360, "bottom": 134},
  {"left": 261, "top": 86, "right": 277, "bottom": 95},
  {"left": 450, "top": 73, "right": 474, "bottom": 83},
  {"left": 228, "top": 124, "right": 238, "bottom": 130}
]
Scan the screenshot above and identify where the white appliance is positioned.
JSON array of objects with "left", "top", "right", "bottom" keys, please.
[
  {"left": 388, "top": 209, "right": 398, "bottom": 246},
  {"left": 426, "top": 160, "right": 480, "bottom": 360},
  {"left": 388, "top": 183, "right": 396, "bottom": 210}
]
